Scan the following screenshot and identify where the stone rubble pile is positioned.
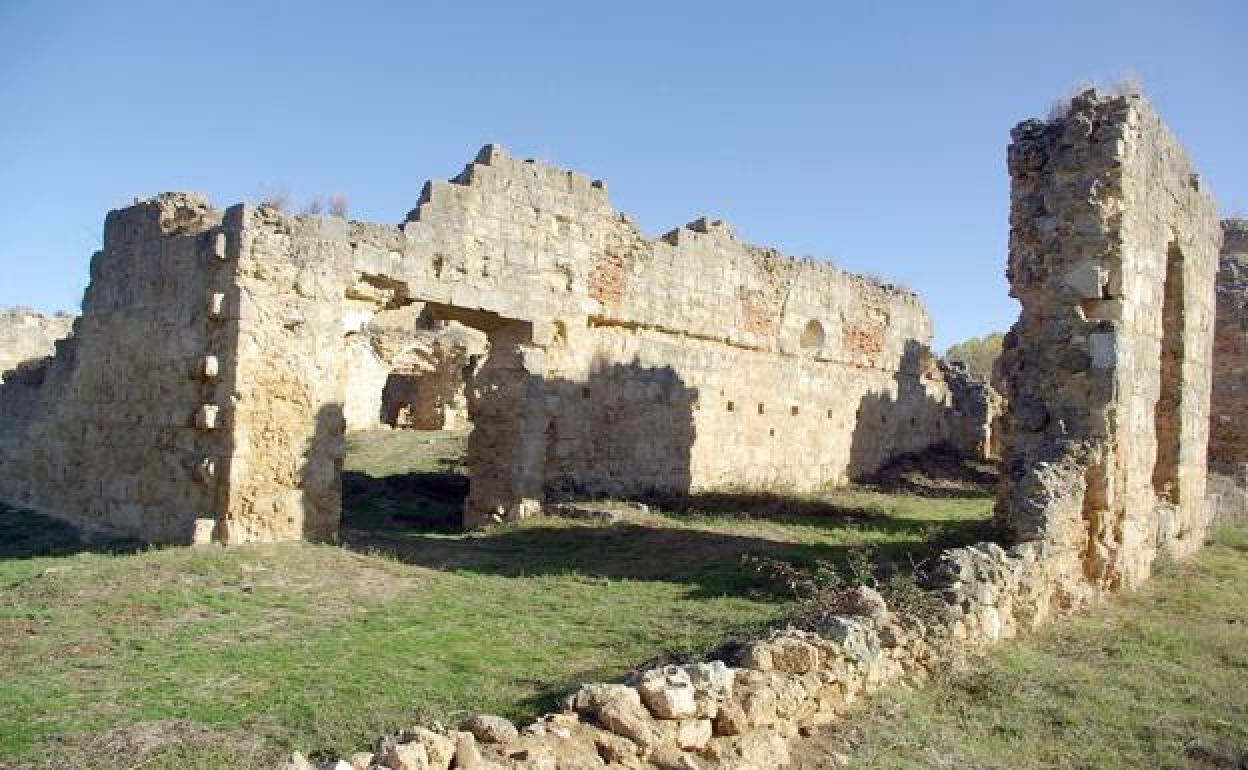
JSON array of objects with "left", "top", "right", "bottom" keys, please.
[{"left": 277, "top": 537, "right": 1105, "bottom": 770}]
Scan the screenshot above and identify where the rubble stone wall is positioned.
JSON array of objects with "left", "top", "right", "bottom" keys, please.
[
  {"left": 1210, "top": 220, "right": 1247, "bottom": 472},
  {"left": 996, "top": 90, "right": 1220, "bottom": 591},
  {"left": 0, "top": 194, "right": 229, "bottom": 542},
  {"left": 344, "top": 312, "right": 487, "bottom": 432}
]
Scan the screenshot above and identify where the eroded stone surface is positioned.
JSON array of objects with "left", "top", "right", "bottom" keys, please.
[{"left": 995, "top": 89, "right": 1219, "bottom": 589}]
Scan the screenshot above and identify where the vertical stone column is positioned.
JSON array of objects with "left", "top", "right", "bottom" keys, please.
[
  {"left": 996, "top": 90, "right": 1219, "bottom": 592},
  {"left": 463, "top": 321, "right": 549, "bottom": 528},
  {"left": 217, "top": 205, "right": 352, "bottom": 543}
]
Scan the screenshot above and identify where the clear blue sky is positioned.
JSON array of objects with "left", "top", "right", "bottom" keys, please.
[{"left": 2, "top": 1, "right": 1244, "bottom": 352}]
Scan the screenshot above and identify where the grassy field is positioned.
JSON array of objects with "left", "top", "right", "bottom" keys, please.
[
  {"left": 793, "top": 526, "right": 1248, "bottom": 770},
  {"left": 0, "top": 431, "right": 992, "bottom": 769}
]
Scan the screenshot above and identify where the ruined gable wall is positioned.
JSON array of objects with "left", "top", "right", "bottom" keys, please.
[
  {"left": 997, "top": 91, "right": 1219, "bottom": 591},
  {"left": 1210, "top": 220, "right": 1248, "bottom": 472},
  {"left": 0, "top": 194, "right": 229, "bottom": 542},
  {"left": 345, "top": 147, "right": 952, "bottom": 502}
]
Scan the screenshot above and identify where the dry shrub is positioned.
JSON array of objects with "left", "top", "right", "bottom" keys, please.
[{"left": 260, "top": 189, "right": 290, "bottom": 212}]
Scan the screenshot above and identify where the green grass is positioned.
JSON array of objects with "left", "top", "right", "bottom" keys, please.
[
  {"left": 793, "top": 526, "right": 1248, "bottom": 770},
  {"left": 0, "top": 430, "right": 992, "bottom": 769}
]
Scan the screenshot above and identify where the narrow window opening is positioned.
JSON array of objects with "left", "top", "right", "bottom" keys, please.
[
  {"left": 1152, "top": 241, "right": 1185, "bottom": 505},
  {"left": 799, "top": 319, "right": 826, "bottom": 350}
]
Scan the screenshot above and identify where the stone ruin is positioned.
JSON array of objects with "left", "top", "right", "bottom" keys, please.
[
  {"left": 1211, "top": 219, "right": 1247, "bottom": 470},
  {"left": 0, "top": 149, "right": 998, "bottom": 545},
  {"left": 995, "top": 89, "right": 1221, "bottom": 590},
  {"left": 272, "top": 90, "right": 1235, "bottom": 770},
  {"left": 342, "top": 304, "right": 487, "bottom": 432},
  {"left": 0, "top": 87, "right": 1239, "bottom": 770}
]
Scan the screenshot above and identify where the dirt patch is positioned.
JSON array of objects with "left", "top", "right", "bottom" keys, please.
[
  {"left": 19, "top": 720, "right": 275, "bottom": 770},
  {"left": 862, "top": 446, "right": 997, "bottom": 498}
]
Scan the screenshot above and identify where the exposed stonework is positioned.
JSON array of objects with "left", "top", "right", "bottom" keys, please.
[
  {"left": 0, "top": 147, "right": 975, "bottom": 543},
  {"left": 1210, "top": 219, "right": 1247, "bottom": 473},
  {"left": 996, "top": 90, "right": 1220, "bottom": 590},
  {"left": 0, "top": 307, "right": 74, "bottom": 383},
  {"left": 343, "top": 305, "right": 487, "bottom": 432},
  {"left": 0, "top": 194, "right": 229, "bottom": 543},
  {"left": 938, "top": 359, "right": 1002, "bottom": 460}
]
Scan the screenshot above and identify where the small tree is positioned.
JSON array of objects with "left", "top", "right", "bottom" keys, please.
[
  {"left": 945, "top": 332, "right": 1005, "bottom": 381},
  {"left": 329, "top": 194, "right": 349, "bottom": 218}
]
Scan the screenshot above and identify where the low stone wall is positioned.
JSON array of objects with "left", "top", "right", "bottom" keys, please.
[{"left": 275, "top": 531, "right": 1140, "bottom": 770}]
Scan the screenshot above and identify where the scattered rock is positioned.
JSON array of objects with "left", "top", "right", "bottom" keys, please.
[
  {"left": 464, "top": 714, "right": 519, "bottom": 744},
  {"left": 379, "top": 741, "right": 429, "bottom": 770},
  {"left": 635, "top": 667, "right": 698, "bottom": 719}
]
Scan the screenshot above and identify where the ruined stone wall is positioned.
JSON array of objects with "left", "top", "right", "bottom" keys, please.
[
  {"left": 0, "top": 147, "right": 965, "bottom": 541},
  {"left": 0, "top": 194, "right": 227, "bottom": 542},
  {"left": 997, "top": 90, "right": 1220, "bottom": 591},
  {"left": 1210, "top": 220, "right": 1247, "bottom": 472},
  {"left": 343, "top": 309, "right": 486, "bottom": 432},
  {"left": 0, "top": 308, "right": 75, "bottom": 383},
  {"left": 213, "top": 206, "right": 352, "bottom": 544},
  {"left": 343, "top": 147, "right": 953, "bottom": 518},
  {"left": 939, "top": 359, "right": 1002, "bottom": 460}
]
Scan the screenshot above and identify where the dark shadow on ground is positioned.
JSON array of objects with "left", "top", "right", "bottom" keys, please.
[
  {"left": 342, "top": 511, "right": 994, "bottom": 601},
  {"left": 342, "top": 469, "right": 469, "bottom": 534},
  {"left": 0, "top": 505, "right": 145, "bottom": 559},
  {"left": 635, "top": 488, "right": 978, "bottom": 530},
  {"left": 859, "top": 445, "right": 998, "bottom": 499}
]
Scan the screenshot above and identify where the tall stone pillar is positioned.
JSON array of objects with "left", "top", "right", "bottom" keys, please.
[{"left": 463, "top": 321, "right": 549, "bottom": 528}]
